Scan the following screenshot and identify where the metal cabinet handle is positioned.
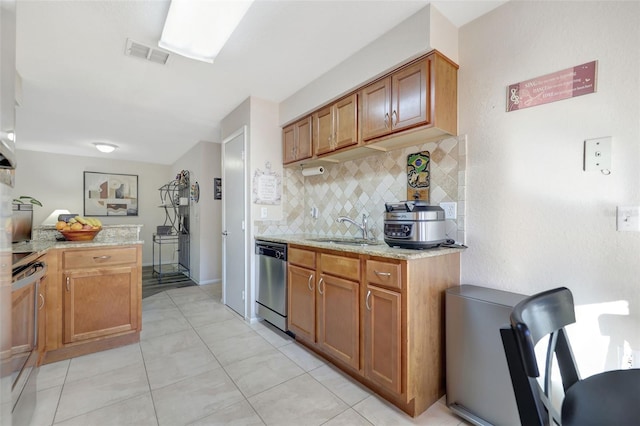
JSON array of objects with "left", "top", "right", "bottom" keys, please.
[
  {"left": 392, "top": 110, "right": 398, "bottom": 126},
  {"left": 366, "top": 290, "right": 372, "bottom": 311},
  {"left": 307, "top": 274, "right": 314, "bottom": 291},
  {"left": 318, "top": 277, "right": 324, "bottom": 295},
  {"left": 39, "top": 293, "right": 45, "bottom": 310},
  {"left": 66, "top": 276, "right": 70, "bottom": 292},
  {"left": 384, "top": 113, "right": 390, "bottom": 129},
  {"left": 93, "top": 255, "right": 111, "bottom": 261},
  {"left": 374, "top": 270, "right": 392, "bottom": 278}
]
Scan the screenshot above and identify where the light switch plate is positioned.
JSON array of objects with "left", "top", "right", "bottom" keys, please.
[
  {"left": 260, "top": 207, "right": 268, "bottom": 219},
  {"left": 584, "top": 137, "right": 612, "bottom": 172},
  {"left": 617, "top": 206, "right": 640, "bottom": 232}
]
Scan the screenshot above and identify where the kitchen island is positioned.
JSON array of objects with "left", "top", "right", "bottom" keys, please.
[
  {"left": 14, "top": 225, "right": 143, "bottom": 364},
  {"left": 256, "top": 234, "right": 464, "bottom": 417}
]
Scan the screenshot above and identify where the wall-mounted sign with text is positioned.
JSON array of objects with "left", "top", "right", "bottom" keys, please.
[
  {"left": 252, "top": 162, "right": 281, "bottom": 205},
  {"left": 507, "top": 61, "right": 597, "bottom": 112}
]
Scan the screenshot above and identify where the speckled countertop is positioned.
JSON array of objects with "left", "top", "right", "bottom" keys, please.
[
  {"left": 12, "top": 225, "right": 143, "bottom": 269},
  {"left": 255, "top": 234, "right": 465, "bottom": 260}
]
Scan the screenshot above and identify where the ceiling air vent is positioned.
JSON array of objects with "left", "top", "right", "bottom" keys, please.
[{"left": 125, "top": 39, "right": 170, "bottom": 65}]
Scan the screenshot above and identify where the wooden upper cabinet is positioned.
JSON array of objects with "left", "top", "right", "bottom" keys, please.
[
  {"left": 282, "top": 125, "right": 296, "bottom": 164},
  {"left": 313, "top": 94, "right": 358, "bottom": 156},
  {"left": 334, "top": 94, "right": 358, "bottom": 150},
  {"left": 360, "top": 77, "right": 391, "bottom": 141},
  {"left": 283, "top": 116, "right": 313, "bottom": 164},
  {"left": 313, "top": 106, "right": 333, "bottom": 155},
  {"left": 283, "top": 50, "right": 457, "bottom": 166},
  {"left": 362, "top": 58, "right": 429, "bottom": 141},
  {"left": 296, "top": 117, "right": 312, "bottom": 160},
  {"left": 392, "top": 58, "right": 429, "bottom": 132}
]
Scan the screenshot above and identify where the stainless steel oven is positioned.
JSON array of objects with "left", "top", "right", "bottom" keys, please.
[
  {"left": 11, "top": 260, "right": 46, "bottom": 426},
  {"left": 255, "top": 241, "right": 288, "bottom": 332}
]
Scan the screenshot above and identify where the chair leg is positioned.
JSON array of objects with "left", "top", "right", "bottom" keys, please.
[{"left": 500, "top": 327, "right": 545, "bottom": 426}]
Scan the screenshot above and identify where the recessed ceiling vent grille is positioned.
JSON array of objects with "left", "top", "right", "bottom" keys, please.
[{"left": 125, "top": 39, "right": 170, "bottom": 65}]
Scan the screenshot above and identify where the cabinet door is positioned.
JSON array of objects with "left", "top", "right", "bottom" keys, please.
[
  {"left": 364, "top": 284, "right": 402, "bottom": 395},
  {"left": 37, "top": 278, "right": 46, "bottom": 360},
  {"left": 295, "top": 116, "right": 313, "bottom": 161},
  {"left": 361, "top": 77, "right": 391, "bottom": 141},
  {"left": 288, "top": 264, "right": 315, "bottom": 342},
  {"left": 316, "top": 274, "right": 359, "bottom": 370},
  {"left": 334, "top": 94, "right": 358, "bottom": 150},
  {"left": 283, "top": 124, "right": 296, "bottom": 164},
  {"left": 313, "top": 106, "right": 334, "bottom": 155},
  {"left": 391, "top": 59, "right": 429, "bottom": 132},
  {"left": 63, "top": 266, "right": 138, "bottom": 343}
]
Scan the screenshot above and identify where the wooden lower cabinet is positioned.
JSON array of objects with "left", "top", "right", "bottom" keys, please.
[
  {"left": 288, "top": 243, "right": 461, "bottom": 417},
  {"left": 42, "top": 244, "right": 142, "bottom": 364},
  {"left": 287, "top": 264, "right": 315, "bottom": 342},
  {"left": 63, "top": 266, "right": 138, "bottom": 343},
  {"left": 316, "top": 273, "right": 359, "bottom": 370},
  {"left": 288, "top": 246, "right": 360, "bottom": 371},
  {"left": 364, "top": 284, "right": 401, "bottom": 394},
  {"left": 37, "top": 262, "right": 47, "bottom": 363}
]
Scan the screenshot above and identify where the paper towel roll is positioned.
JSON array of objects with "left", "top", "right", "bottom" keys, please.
[{"left": 302, "top": 166, "right": 324, "bottom": 176}]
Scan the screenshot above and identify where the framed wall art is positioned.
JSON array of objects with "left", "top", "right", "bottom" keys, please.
[{"left": 84, "top": 171, "right": 138, "bottom": 216}]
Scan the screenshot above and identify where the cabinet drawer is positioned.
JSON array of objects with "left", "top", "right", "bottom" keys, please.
[
  {"left": 289, "top": 247, "right": 316, "bottom": 269},
  {"left": 320, "top": 253, "right": 360, "bottom": 282},
  {"left": 366, "top": 260, "right": 402, "bottom": 290},
  {"left": 63, "top": 247, "right": 138, "bottom": 269}
]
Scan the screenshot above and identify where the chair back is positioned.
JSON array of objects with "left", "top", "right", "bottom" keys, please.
[{"left": 500, "top": 287, "right": 581, "bottom": 426}]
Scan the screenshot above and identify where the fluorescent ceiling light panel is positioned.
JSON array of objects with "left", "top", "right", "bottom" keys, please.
[{"left": 159, "top": 0, "right": 253, "bottom": 64}]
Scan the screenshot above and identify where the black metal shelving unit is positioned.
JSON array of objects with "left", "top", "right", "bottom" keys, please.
[{"left": 153, "top": 171, "right": 190, "bottom": 280}]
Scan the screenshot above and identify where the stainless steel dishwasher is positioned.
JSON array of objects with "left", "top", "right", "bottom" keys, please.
[{"left": 255, "top": 240, "right": 288, "bottom": 332}]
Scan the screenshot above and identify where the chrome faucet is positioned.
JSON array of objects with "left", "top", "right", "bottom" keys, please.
[{"left": 336, "top": 214, "right": 369, "bottom": 240}]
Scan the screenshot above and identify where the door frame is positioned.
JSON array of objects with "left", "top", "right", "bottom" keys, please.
[{"left": 221, "top": 126, "right": 248, "bottom": 317}]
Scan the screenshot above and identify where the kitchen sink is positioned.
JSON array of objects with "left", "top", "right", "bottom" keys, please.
[{"left": 307, "top": 237, "right": 383, "bottom": 246}]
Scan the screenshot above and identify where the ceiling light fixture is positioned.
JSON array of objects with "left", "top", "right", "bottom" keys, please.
[
  {"left": 94, "top": 143, "right": 118, "bottom": 153},
  {"left": 158, "top": 0, "right": 253, "bottom": 64}
]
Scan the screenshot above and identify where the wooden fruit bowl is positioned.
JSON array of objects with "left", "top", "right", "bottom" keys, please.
[{"left": 59, "top": 227, "right": 102, "bottom": 241}]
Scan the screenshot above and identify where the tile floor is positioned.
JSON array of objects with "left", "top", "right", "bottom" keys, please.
[{"left": 31, "top": 283, "right": 470, "bottom": 426}]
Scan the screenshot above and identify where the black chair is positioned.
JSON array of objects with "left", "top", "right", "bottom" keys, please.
[{"left": 500, "top": 286, "right": 640, "bottom": 426}]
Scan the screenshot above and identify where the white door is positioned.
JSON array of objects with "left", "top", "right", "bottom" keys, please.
[{"left": 222, "top": 128, "right": 247, "bottom": 317}]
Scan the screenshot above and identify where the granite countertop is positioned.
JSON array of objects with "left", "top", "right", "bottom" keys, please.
[
  {"left": 255, "top": 234, "right": 465, "bottom": 260},
  {"left": 12, "top": 225, "right": 144, "bottom": 269}
]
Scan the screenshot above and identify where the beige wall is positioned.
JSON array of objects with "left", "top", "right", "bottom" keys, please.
[
  {"left": 279, "top": 4, "right": 458, "bottom": 125},
  {"left": 220, "top": 97, "right": 282, "bottom": 320},
  {"left": 13, "top": 149, "right": 171, "bottom": 265},
  {"left": 459, "top": 1, "right": 640, "bottom": 373},
  {"left": 172, "top": 141, "right": 221, "bottom": 285}
]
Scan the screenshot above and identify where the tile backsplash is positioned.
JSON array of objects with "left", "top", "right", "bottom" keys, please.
[{"left": 256, "top": 135, "right": 466, "bottom": 243}]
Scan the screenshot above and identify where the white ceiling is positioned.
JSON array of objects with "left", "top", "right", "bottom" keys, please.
[{"left": 15, "top": 0, "right": 506, "bottom": 165}]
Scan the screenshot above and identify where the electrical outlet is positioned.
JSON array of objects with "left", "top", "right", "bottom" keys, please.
[
  {"left": 584, "top": 137, "right": 612, "bottom": 172},
  {"left": 261, "top": 207, "right": 268, "bottom": 219},
  {"left": 617, "top": 206, "right": 640, "bottom": 231},
  {"left": 440, "top": 202, "right": 457, "bottom": 220}
]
